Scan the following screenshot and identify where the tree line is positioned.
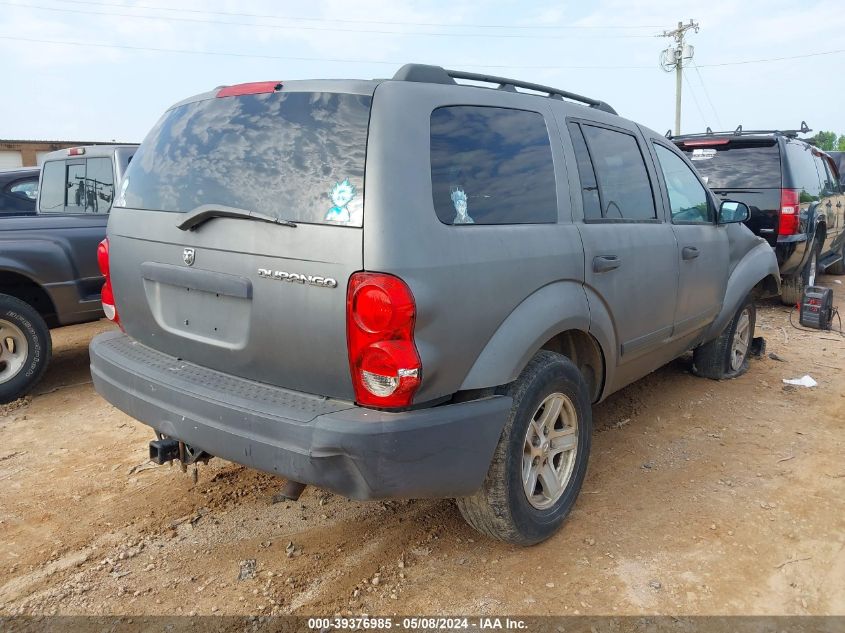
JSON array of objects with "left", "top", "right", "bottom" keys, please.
[{"left": 809, "top": 131, "right": 845, "bottom": 152}]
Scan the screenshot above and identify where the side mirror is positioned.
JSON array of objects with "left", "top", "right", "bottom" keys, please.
[{"left": 719, "top": 200, "right": 750, "bottom": 224}]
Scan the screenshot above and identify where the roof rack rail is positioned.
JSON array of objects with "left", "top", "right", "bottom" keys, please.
[
  {"left": 667, "top": 121, "right": 811, "bottom": 140},
  {"left": 391, "top": 63, "right": 617, "bottom": 115}
]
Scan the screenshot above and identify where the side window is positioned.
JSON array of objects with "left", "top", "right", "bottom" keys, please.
[
  {"left": 785, "top": 142, "right": 822, "bottom": 201},
  {"left": 8, "top": 178, "right": 38, "bottom": 200},
  {"left": 567, "top": 123, "right": 601, "bottom": 220},
  {"left": 653, "top": 144, "right": 713, "bottom": 223},
  {"left": 430, "top": 106, "right": 557, "bottom": 225},
  {"left": 38, "top": 161, "right": 65, "bottom": 212},
  {"left": 581, "top": 124, "right": 656, "bottom": 221},
  {"left": 816, "top": 155, "right": 838, "bottom": 194},
  {"left": 85, "top": 158, "right": 115, "bottom": 213}
]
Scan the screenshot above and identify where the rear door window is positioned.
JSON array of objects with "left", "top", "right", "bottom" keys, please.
[
  {"left": 678, "top": 140, "right": 781, "bottom": 189},
  {"left": 430, "top": 106, "right": 557, "bottom": 225},
  {"left": 580, "top": 124, "right": 656, "bottom": 221},
  {"left": 567, "top": 123, "right": 602, "bottom": 220},
  {"left": 117, "top": 92, "right": 372, "bottom": 227}
]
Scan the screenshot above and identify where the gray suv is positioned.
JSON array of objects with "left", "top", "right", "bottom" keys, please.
[{"left": 89, "top": 65, "right": 780, "bottom": 544}]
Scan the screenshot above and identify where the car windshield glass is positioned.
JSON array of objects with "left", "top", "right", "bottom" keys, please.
[
  {"left": 679, "top": 140, "right": 781, "bottom": 189},
  {"left": 117, "top": 91, "right": 372, "bottom": 227}
]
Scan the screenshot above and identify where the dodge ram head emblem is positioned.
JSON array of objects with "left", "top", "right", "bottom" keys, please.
[{"left": 182, "top": 248, "right": 195, "bottom": 266}]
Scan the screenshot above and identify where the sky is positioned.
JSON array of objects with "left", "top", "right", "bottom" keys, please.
[{"left": 1, "top": 0, "right": 844, "bottom": 143}]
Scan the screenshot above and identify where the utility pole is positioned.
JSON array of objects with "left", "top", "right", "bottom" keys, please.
[{"left": 660, "top": 19, "right": 699, "bottom": 135}]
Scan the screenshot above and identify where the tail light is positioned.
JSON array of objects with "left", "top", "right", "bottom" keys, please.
[
  {"left": 97, "top": 238, "right": 120, "bottom": 325},
  {"left": 778, "top": 188, "right": 801, "bottom": 236},
  {"left": 346, "top": 272, "right": 421, "bottom": 408}
]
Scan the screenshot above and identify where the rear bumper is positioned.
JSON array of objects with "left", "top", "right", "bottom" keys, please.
[
  {"left": 89, "top": 331, "right": 511, "bottom": 500},
  {"left": 775, "top": 234, "right": 810, "bottom": 277}
]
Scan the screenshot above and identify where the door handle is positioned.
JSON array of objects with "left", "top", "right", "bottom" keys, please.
[
  {"left": 593, "top": 255, "right": 621, "bottom": 273},
  {"left": 682, "top": 246, "right": 700, "bottom": 260}
]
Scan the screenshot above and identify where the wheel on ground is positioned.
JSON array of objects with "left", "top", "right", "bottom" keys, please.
[
  {"left": 693, "top": 297, "right": 756, "bottom": 380},
  {"left": 0, "top": 294, "right": 52, "bottom": 404},
  {"left": 826, "top": 240, "right": 845, "bottom": 275},
  {"left": 781, "top": 244, "right": 819, "bottom": 305},
  {"left": 455, "top": 351, "right": 592, "bottom": 545}
]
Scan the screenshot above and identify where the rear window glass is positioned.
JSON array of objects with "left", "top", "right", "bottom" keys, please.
[
  {"left": 783, "top": 141, "right": 822, "bottom": 197},
  {"left": 430, "top": 106, "right": 557, "bottom": 225},
  {"left": 678, "top": 140, "right": 780, "bottom": 189},
  {"left": 40, "top": 158, "right": 114, "bottom": 214},
  {"left": 117, "top": 92, "right": 372, "bottom": 227}
]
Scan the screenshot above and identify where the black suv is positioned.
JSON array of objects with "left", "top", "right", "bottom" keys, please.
[
  {"left": 0, "top": 167, "right": 39, "bottom": 216},
  {"left": 673, "top": 125, "right": 845, "bottom": 304}
]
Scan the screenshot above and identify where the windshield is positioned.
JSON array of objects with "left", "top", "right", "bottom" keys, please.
[
  {"left": 116, "top": 91, "right": 371, "bottom": 227},
  {"left": 679, "top": 140, "right": 781, "bottom": 189}
]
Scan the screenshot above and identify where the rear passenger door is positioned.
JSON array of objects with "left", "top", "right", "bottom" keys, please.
[
  {"left": 567, "top": 120, "right": 679, "bottom": 376},
  {"left": 817, "top": 154, "right": 844, "bottom": 256},
  {"left": 649, "top": 140, "right": 728, "bottom": 339}
]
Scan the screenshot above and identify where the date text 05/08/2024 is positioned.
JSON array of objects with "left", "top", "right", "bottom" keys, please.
[{"left": 307, "top": 617, "right": 528, "bottom": 630}]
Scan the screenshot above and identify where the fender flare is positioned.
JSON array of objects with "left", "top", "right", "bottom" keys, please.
[
  {"left": 459, "top": 281, "right": 614, "bottom": 396},
  {"left": 702, "top": 241, "right": 780, "bottom": 342}
]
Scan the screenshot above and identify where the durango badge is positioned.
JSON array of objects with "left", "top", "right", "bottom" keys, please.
[
  {"left": 257, "top": 268, "right": 338, "bottom": 288},
  {"left": 182, "top": 248, "right": 196, "bottom": 266}
]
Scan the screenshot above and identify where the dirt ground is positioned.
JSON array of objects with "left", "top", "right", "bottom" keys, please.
[{"left": 1, "top": 278, "right": 843, "bottom": 618}]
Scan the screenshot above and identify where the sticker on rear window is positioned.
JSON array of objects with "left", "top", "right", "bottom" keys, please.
[
  {"left": 325, "top": 178, "right": 357, "bottom": 224},
  {"left": 450, "top": 187, "right": 474, "bottom": 225},
  {"left": 691, "top": 148, "right": 716, "bottom": 161}
]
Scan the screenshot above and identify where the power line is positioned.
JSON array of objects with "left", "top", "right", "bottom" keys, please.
[
  {"left": 1, "top": 2, "right": 661, "bottom": 39},
  {"left": 682, "top": 71, "right": 709, "bottom": 130},
  {"left": 0, "top": 35, "right": 657, "bottom": 68},
  {"left": 689, "top": 60, "right": 722, "bottom": 129},
  {"left": 1, "top": 34, "right": 843, "bottom": 71},
  {"left": 697, "top": 49, "right": 845, "bottom": 67},
  {"left": 44, "top": 0, "right": 667, "bottom": 30}
]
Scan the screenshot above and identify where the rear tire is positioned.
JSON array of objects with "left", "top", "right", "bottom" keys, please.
[
  {"left": 693, "top": 297, "right": 756, "bottom": 380},
  {"left": 0, "top": 294, "right": 52, "bottom": 404},
  {"left": 455, "top": 351, "right": 592, "bottom": 545},
  {"left": 781, "top": 243, "right": 819, "bottom": 305}
]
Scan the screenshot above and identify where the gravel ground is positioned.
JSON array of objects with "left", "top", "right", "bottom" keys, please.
[{"left": 1, "top": 278, "right": 843, "bottom": 617}]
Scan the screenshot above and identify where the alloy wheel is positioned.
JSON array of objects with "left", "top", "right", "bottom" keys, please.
[{"left": 522, "top": 392, "right": 579, "bottom": 510}]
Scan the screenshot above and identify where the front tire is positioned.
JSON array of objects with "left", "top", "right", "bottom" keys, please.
[
  {"left": 455, "top": 351, "right": 592, "bottom": 545},
  {"left": 693, "top": 297, "right": 756, "bottom": 380},
  {"left": 0, "top": 294, "right": 52, "bottom": 404}
]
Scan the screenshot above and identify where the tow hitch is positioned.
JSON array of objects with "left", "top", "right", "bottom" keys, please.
[
  {"left": 149, "top": 435, "right": 211, "bottom": 482},
  {"left": 149, "top": 438, "right": 179, "bottom": 464}
]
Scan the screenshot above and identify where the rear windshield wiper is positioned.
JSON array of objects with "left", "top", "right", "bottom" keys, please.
[{"left": 177, "top": 205, "right": 297, "bottom": 231}]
